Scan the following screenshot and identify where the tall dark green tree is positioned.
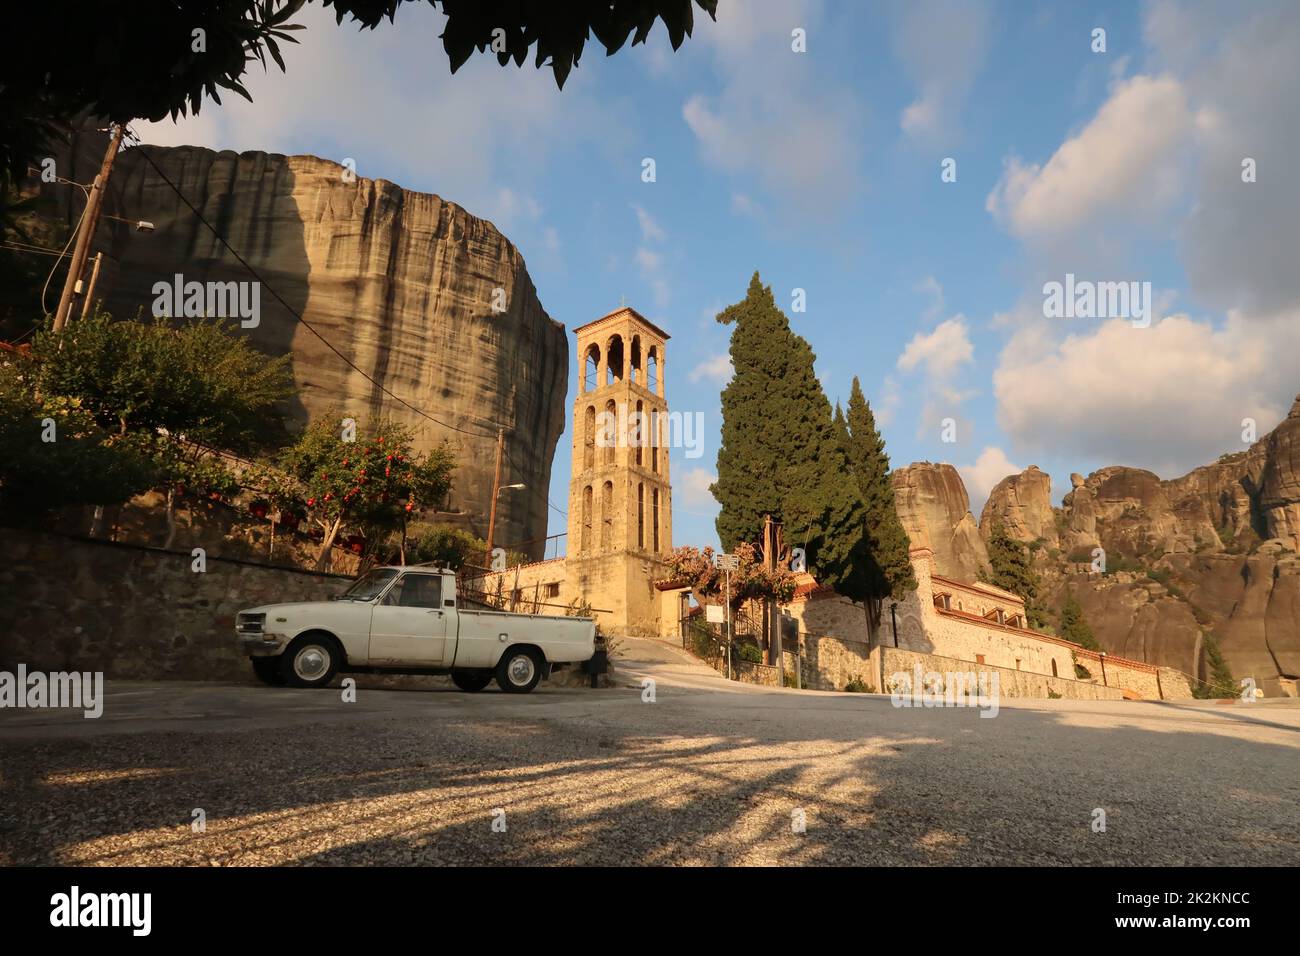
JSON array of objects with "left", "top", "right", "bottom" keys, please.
[
  {"left": 1058, "top": 592, "right": 1100, "bottom": 650},
  {"left": 984, "top": 520, "right": 1048, "bottom": 628},
  {"left": 837, "top": 376, "right": 917, "bottom": 640},
  {"left": 1195, "top": 632, "right": 1237, "bottom": 700},
  {"left": 711, "top": 272, "right": 866, "bottom": 599}
]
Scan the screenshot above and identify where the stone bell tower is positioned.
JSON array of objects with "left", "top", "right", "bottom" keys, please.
[{"left": 566, "top": 306, "right": 674, "bottom": 636}]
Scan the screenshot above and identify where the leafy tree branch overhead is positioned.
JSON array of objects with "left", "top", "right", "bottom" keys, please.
[{"left": 1, "top": 0, "right": 718, "bottom": 185}]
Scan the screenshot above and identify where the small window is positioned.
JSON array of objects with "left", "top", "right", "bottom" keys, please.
[
  {"left": 387, "top": 574, "right": 442, "bottom": 609},
  {"left": 976, "top": 654, "right": 985, "bottom": 665},
  {"left": 1051, "top": 660, "right": 1058, "bottom": 677},
  {"left": 546, "top": 582, "right": 560, "bottom": 598}
]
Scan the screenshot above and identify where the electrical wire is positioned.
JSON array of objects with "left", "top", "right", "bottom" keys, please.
[{"left": 39, "top": 180, "right": 91, "bottom": 316}]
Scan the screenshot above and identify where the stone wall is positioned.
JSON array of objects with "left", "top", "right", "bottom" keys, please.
[
  {"left": 880, "top": 647, "right": 1126, "bottom": 701},
  {"left": 784, "top": 633, "right": 875, "bottom": 692},
  {"left": 0, "top": 528, "right": 353, "bottom": 683}
]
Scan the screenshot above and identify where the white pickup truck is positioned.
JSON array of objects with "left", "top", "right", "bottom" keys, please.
[{"left": 236, "top": 566, "right": 596, "bottom": 693}]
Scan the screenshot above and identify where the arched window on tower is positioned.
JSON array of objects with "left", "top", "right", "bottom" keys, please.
[
  {"left": 649, "top": 407, "right": 658, "bottom": 473},
  {"left": 637, "top": 482, "right": 645, "bottom": 549},
  {"left": 601, "top": 481, "right": 613, "bottom": 550},
  {"left": 583, "top": 405, "right": 595, "bottom": 471},
  {"left": 581, "top": 485, "right": 593, "bottom": 553},
  {"left": 605, "top": 335, "right": 624, "bottom": 385},
  {"left": 652, "top": 488, "right": 660, "bottom": 552},
  {"left": 604, "top": 399, "right": 616, "bottom": 465},
  {"left": 634, "top": 400, "right": 644, "bottom": 467},
  {"left": 631, "top": 335, "right": 642, "bottom": 387},
  {"left": 646, "top": 346, "right": 658, "bottom": 394},
  {"left": 583, "top": 344, "right": 600, "bottom": 392}
]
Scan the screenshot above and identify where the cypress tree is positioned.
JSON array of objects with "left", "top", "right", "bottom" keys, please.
[
  {"left": 838, "top": 376, "right": 917, "bottom": 638},
  {"left": 984, "top": 520, "right": 1048, "bottom": 627},
  {"left": 712, "top": 272, "right": 866, "bottom": 596},
  {"left": 1058, "top": 593, "right": 1099, "bottom": 650}
]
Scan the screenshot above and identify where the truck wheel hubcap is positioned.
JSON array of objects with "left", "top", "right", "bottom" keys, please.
[
  {"left": 508, "top": 655, "right": 534, "bottom": 685},
  {"left": 295, "top": 645, "right": 329, "bottom": 680}
]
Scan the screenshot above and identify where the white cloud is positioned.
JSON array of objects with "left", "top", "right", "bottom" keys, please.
[
  {"left": 915, "top": 275, "right": 944, "bottom": 324},
  {"left": 631, "top": 203, "right": 666, "bottom": 243},
  {"left": 682, "top": 0, "right": 864, "bottom": 213},
  {"left": 893, "top": 0, "right": 991, "bottom": 142},
  {"left": 958, "top": 447, "right": 1021, "bottom": 516},
  {"left": 994, "top": 313, "right": 1288, "bottom": 476},
  {"left": 689, "top": 353, "right": 733, "bottom": 384},
  {"left": 543, "top": 227, "right": 560, "bottom": 253},
  {"left": 678, "top": 467, "right": 718, "bottom": 511},
  {"left": 134, "top": 3, "right": 618, "bottom": 227},
  {"left": 985, "top": 74, "right": 1193, "bottom": 240},
  {"left": 730, "top": 193, "right": 762, "bottom": 218},
  {"left": 897, "top": 317, "right": 974, "bottom": 380}
]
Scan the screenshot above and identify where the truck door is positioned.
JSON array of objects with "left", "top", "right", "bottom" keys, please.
[{"left": 368, "top": 573, "right": 449, "bottom": 665}]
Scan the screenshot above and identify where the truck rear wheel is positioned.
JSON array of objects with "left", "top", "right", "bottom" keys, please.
[
  {"left": 451, "top": 671, "right": 492, "bottom": 692},
  {"left": 280, "top": 633, "right": 340, "bottom": 689},
  {"left": 495, "top": 647, "right": 543, "bottom": 694}
]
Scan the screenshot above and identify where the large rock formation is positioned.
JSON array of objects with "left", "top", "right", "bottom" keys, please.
[
  {"left": 980, "top": 464, "right": 1057, "bottom": 550},
  {"left": 893, "top": 401, "right": 1300, "bottom": 695},
  {"left": 891, "top": 462, "right": 990, "bottom": 581},
  {"left": 51, "top": 133, "right": 567, "bottom": 558}
]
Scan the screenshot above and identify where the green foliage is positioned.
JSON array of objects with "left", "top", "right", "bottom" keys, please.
[
  {"left": 0, "top": 364, "right": 160, "bottom": 523},
  {"left": 1046, "top": 688, "right": 1062, "bottom": 699},
  {"left": 737, "top": 642, "right": 763, "bottom": 664},
  {"left": 1058, "top": 593, "right": 1100, "bottom": 651},
  {"left": 270, "top": 414, "right": 455, "bottom": 567},
  {"left": 844, "top": 674, "right": 872, "bottom": 693},
  {"left": 837, "top": 376, "right": 917, "bottom": 606},
  {"left": 1194, "top": 632, "right": 1237, "bottom": 699},
  {"left": 983, "top": 521, "right": 1048, "bottom": 628},
  {"left": 410, "top": 524, "right": 487, "bottom": 570},
  {"left": 711, "top": 272, "right": 867, "bottom": 597},
  {"left": 32, "top": 314, "right": 292, "bottom": 454},
  {"left": 1074, "top": 662, "right": 1092, "bottom": 680}
]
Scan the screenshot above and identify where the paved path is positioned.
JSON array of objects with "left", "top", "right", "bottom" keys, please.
[{"left": 1, "top": 638, "right": 1297, "bottom": 865}]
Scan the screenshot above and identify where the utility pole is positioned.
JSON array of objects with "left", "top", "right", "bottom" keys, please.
[
  {"left": 763, "top": 513, "right": 783, "bottom": 672},
  {"left": 54, "top": 123, "right": 124, "bottom": 332},
  {"left": 79, "top": 252, "right": 103, "bottom": 320},
  {"left": 485, "top": 428, "right": 505, "bottom": 559}
]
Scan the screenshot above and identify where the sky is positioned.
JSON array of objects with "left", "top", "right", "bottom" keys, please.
[{"left": 138, "top": 0, "right": 1300, "bottom": 553}]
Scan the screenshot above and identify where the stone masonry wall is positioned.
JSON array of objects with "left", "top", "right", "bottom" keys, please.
[
  {"left": 881, "top": 647, "right": 1126, "bottom": 701},
  {"left": 0, "top": 528, "right": 353, "bottom": 683}
]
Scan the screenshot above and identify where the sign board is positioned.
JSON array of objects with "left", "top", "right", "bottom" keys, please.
[
  {"left": 714, "top": 554, "right": 740, "bottom": 571},
  {"left": 705, "top": 604, "right": 726, "bottom": 624}
]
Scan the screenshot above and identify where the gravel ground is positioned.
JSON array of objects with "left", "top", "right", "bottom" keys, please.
[{"left": 1, "top": 639, "right": 1297, "bottom": 866}]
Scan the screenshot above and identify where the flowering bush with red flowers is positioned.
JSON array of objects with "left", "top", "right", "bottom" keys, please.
[{"left": 262, "top": 413, "right": 456, "bottom": 569}]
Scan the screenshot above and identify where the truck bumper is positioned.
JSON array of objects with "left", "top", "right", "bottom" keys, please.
[{"left": 239, "top": 633, "right": 290, "bottom": 657}]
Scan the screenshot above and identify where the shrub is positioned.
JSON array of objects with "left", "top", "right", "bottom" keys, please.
[{"left": 844, "top": 674, "right": 872, "bottom": 693}]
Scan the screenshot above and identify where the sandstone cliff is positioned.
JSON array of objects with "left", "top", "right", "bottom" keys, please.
[
  {"left": 891, "top": 462, "right": 990, "bottom": 581},
  {"left": 52, "top": 133, "right": 567, "bottom": 559},
  {"left": 914, "top": 399, "right": 1300, "bottom": 695}
]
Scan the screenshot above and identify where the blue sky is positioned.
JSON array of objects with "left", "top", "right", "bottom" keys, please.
[{"left": 141, "top": 0, "right": 1300, "bottom": 553}]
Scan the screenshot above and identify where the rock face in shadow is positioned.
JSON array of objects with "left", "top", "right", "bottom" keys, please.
[
  {"left": 891, "top": 462, "right": 990, "bottom": 581},
  {"left": 52, "top": 135, "right": 567, "bottom": 559}
]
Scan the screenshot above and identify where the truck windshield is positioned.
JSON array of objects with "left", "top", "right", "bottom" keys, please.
[{"left": 338, "top": 569, "right": 399, "bottom": 602}]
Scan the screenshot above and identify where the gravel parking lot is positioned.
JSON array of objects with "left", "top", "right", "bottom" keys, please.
[{"left": 2, "top": 639, "right": 1297, "bottom": 866}]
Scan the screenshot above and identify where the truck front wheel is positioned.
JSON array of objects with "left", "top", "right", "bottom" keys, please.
[
  {"left": 451, "top": 670, "right": 493, "bottom": 692},
  {"left": 251, "top": 657, "right": 285, "bottom": 686},
  {"left": 280, "top": 633, "right": 340, "bottom": 689},
  {"left": 495, "top": 647, "right": 543, "bottom": 694}
]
